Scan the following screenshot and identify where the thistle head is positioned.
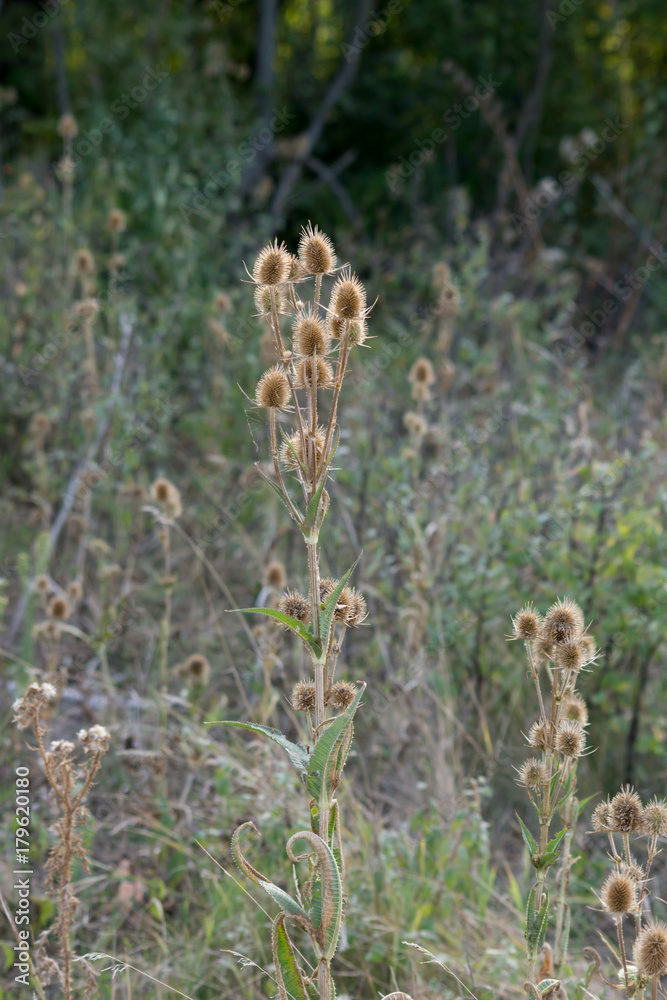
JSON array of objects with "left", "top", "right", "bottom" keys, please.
[
  {"left": 609, "top": 785, "right": 644, "bottom": 833},
  {"left": 184, "top": 653, "right": 210, "bottom": 685},
  {"left": 511, "top": 604, "right": 542, "bottom": 641},
  {"left": 642, "top": 798, "right": 667, "bottom": 837},
  {"left": 298, "top": 223, "right": 337, "bottom": 275},
  {"left": 47, "top": 595, "right": 71, "bottom": 621},
  {"left": 554, "top": 719, "right": 586, "bottom": 758},
  {"left": 541, "top": 597, "right": 584, "bottom": 645},
  {"left": 252, "top": 240, "right": 291, "bottom": 286},
  {"left": 517, "top": 758, "right": 549, "bottom": 789},
  {"left": 292, "top": 310, "right": 330, "bottom": 357},
  {"left": 150, "top": 477, "right": 183, "bottom": 519},
  {"left": 326, "top": 681, "right": 357, "bottom": 711},
  {"left": 294, "top": 356, "right": 334, "bottom": 389},
  {"left": 601, "top": 870, "right": 637, "bottom": 916},
  {"left": 329, "top": 268, "right": 367, "bottom": 320},
  {"left": 635, "top": 922, "right": 667, "bottom": 977},
  {"left": 278, "top": 590, "right": 311, "bottom": 625},
  {"left": 256, "top": 366, "right": 291, "bottom": 410},
  {"left": 291, "top": 680, "right": 316, "bottom": 713}
]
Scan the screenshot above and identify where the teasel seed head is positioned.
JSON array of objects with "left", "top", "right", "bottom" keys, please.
[
  {"left": 436, "top": 282, "right": 461, "bottom": 317},
  {"left": 327, "top": 681, "right": 356, "bottom": 710},
  {"left": 150, "top": 477, "right": 183, "bottom": 518},
  {"left": 57, "top": 113, "right": 78, "bottom": 139},
  {"left": 609, "top": 786, "right": 644, "bottom": 833},
  {"left": 591, "top": 798, "right": 612, "bottom": 832},
  {"left": 541, "top": 597, "right": 585, "bottom": 645},
  {"left": 601, "top": 870, "right": 637, "bottom": 915},
  {"left": 288, "top": 254, "right": 306, "bottom": 281},
  {"left": 47, "top": 595, "right": 70, "bottom": 621},
  {"left": 327, "top": 314, "right": 368, "bottom": 345},
  {"left": 553, "top": 639, "right": 586, "bottom": 671},
  {"left": 74, "top": 297, "right": 100, "bottom": 320},
  {"left": 319, "top": 577, "right": 338, "bottom": 603},
  {"left": 620, "top": 860, "right": 645, "bottom": 883},
  {"left": 403, "top": 411, "right": 428, "bottom": 438},
  {"left": 562, "top": 692, "right": 588, "bottom": 727},
  {"left": 329, "top": 268, "right": 367, "bottom": 320},
  {"left": 278, "top": 589, "right": 311, "bottom": 624},
  {"left": 555, "top": 719, "right": 586, "bottom": 758},
  {"left": 298, "top": 223, "right": 337, "bottom": 275},
  {"left": 409, "top": 357, "right": 437, "bottom": 386},
  {"left": 511, "top": 604, "right": 542, "bottom": 641},
  {"left": 280, "top": 427, "right": 326, "bottom": 472},
  {"left": 67, "top": 581, "right": 83, "bottom": 603},
  {"left": 635, "top": 922, "right": 667, "bottom": 977},
  {"left": 292, "top": 311, "right": 330, "bottom": 356},
  {"left": 215, "top": 291, "right": 232, "bottom": 313},
  {"left": 347, "top": 588, "right": 367, "bottom": 626},
  {"left": 35, "top": 574, "right": 51, "bottom": 594},
  {"left": 294, "top": 356, "right": 334, "bottom": 389},
  {"left": 254, "top": 284, "right": 289, "bottom": 316},
  {"left": 291, "top": 680, "right": 316, "bottom": 713},
  {"left": 517, "top": 758, "right": 549, "bottom": 789},
  {"left": 75, "top": 248, "right": 95, "bottom": 274},
  {"left": 252, "top": 240, "right": 291, "bottom": 286},
  {"left": 256, "top": 366, "right": 291, "bottom": 410},
  {"left": 184, "top": 653, "right": 210, "bottom": 685},
  {"left": 333, "top": 585, "right": 354, "bottom": 623},
  {"left": 108, "top": 208, "right": 127, "bottom": 233},
  {"left": 642, "top": 798, "right": 667, "bottom": 837},
  {"left": 527, "top": 719, "right": 550, "bottom": 751},
  {"left": 263, "top": 560, "right": 287, "bottom": 590}
]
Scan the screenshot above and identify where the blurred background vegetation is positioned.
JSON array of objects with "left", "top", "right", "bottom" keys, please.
[{"left": 1, "top": 0, "right": 667, "bottom": 996}]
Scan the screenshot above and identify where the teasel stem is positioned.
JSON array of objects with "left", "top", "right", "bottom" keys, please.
[
  {"left": 268, "top": 409, "right": 302, "bottom": 524},
  {"left": 526, "top": 642, "right": 548, "bottom": 729},
  {"left": 269, "top": 286, "right": 308, "bottom": 474},
  {"left": 313, "top": 273, "right": 323, "bottom": 312},
  {"left": 616, "top": 917, "right": 630, "bottom": 989},
  {"left": 553, "top": 799, "right": 576, "bottom": 972},
  {"left": 652, "top": 974, "right": 658, "bottom": 1000},
  {"left": 622, "top": 831, "right": 632, "bottom": 867},
  {"left": 637, "top": 833, "right": 658, "bottom": 928},
  {"left": 323, "top": 325, "right": 351, "bottom": 461},
  {"left": 318, "top": 957, "right": 332, "bottom": 1000}
]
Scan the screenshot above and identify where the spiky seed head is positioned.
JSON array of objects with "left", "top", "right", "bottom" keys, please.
[
  {"left": 279, "top": 427, "right": 326, "bottom": 471},
  {"left": 294, "top": 356, "right": 334, "bottom": 389},
  {"left": 517, "top": 758, "right": 549, "bottom": 789},
  {"left": 610, "top": 786, "right": 644, "bottom": 833},
  {"left": 252, "top": 240, "right": 291, "bottom": 285},
  {"left": 620, "top": 861, "right": 645, "bottom": 883},
  {"left": 562, "top": 693, "right": 588, "bottom": 727},
  {"left": 35, "top": 574, "right": 51, "bottom": 594},
  {"left": 347, "top": 588, "right": 367, "bottom": 626},
  {"left": 75, "top": 248, "right": 95, "bottom": 273},
  {"left": 553, "top": 640, "right": 586, "bottom": 671},
  {"left": 74, "top": 297, "right": 99, "bottom": 320},
  {"left": 580, "top": 633, "right": 598, "bottom": 663},
  {"left": 67, "top": 581, "right": 83, "bottom": 602},
  {"left": 319, "top": 577, "right": 338, "bottom": 603},
  {"left": 642, "top": 798, "right": 667, "bottom": 837},
  {"left": 403, "top": 411, "right": 428, "bottom": 437},
  {"left": 298, "top": 223, "right": 337, "bottom": 275},
  {"left": 288, "top": 254, "right": 306, "bottom": 281},
  {"left": 555, "top": 719, "right": 586, "bottom": 758},
  {"left": 333, "top": 585, "right": 354, "bottom": 623},
  {"left": 292, "top": 312, "right": 330, "bottom": 356},
  {"left": 542, "top": 597, "right": 585, "bottom": 645},
  {"left": 409, "top": 357, "right": 437, "bottom": 386},
  {"left": 532, "top": 636, "right": 554, "bottom": 665},
  {"left": 327, "top": 681, "right": 356, "bottom": 710},
  {"left": 601, "top": 871, "right": 637, "bottom": 915},
  {"left": 184, "top": 653, "right": 210, "bottom": 684},
  {"left": 78, "top": 724, "right": 111, "bottom": 754},
  {"left": 254, "top": 284, "right": 289, "bottom": 316},
  {"left": 256, "top": 366, "right": 291, "bottom": 410},
  {"left": 263, "top": 560, "right": 287, "bottom": 590},
  {"left": 12, "top": 682, "right": 57, "bottom": 729},
  {"left": 436, "top": 282, "right": 461, "bottom": 317},
  {"left": 327, "top": 314, "right": 368, "bottom": 345},
  {"left": 512, "top": 604, "right": 542, "bottom": 641},
  {"left": 47, "top": 595, "right": 70, "bottom": 621},
  {"left": 108, "top": 208, "right": 127, "bottom": 233},
  {"left": 527, "top": 719, "right": 550, "bottom": 750},
  {"left": 278, "top": 589, "right": 311, "bottom": 624},
  {"left": 292, "top": 680, "right": 316, "bottom": 713},
  {"left": 329, "top": 269, "right": 366, "bottom": 320},
  {"left": 30, "top": 412, "right": 51, "bottom": 438},
  {"left": 57, "top": 113, "right": 78, "bottom": 139},
  {"left": 150, "top": 477, "right": 182, "bottom": 518},
  {"left": 591, "top": 798, "right": 612, "bottom": 832},
  {"left": 635, "top": 923, "right": 667, "bottom": 976}
]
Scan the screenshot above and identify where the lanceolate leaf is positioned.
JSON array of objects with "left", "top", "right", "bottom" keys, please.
[
  {"left": 230, "top": 607, "right": 321, "bottom": 653},
  {"left": 272, "top": 915, "right": 311, "bottom": 1000},
  {"left": 232, "top": 823, "right": 313, "bottom": 927},
  {"left": 516, "top": 814, "right": 539, "bottom": 857},
  {"left": 287, "top": 831, "right": 343, "bottom": 960},
  {"left": 208, "top": 720, "right": 310, "bottom": 778},
  {"left": 319, "top": 555, "right": 361, "bottom": 643},
  {"left": 307, "top": 685, "right": 365, "bottom": 805}
]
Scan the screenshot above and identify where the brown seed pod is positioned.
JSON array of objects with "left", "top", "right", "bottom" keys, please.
[
  {"left": 329, "top": 269, "right": 367, "bottom": 320},
  {"left": 294, "top": 356, "right": 334, "bottom": 389},
  {"left": 409, "top": 357, "right": 436, "bottom": 386},
  {"left": 635, "top": 922, "right": 667, "bottom": 976},
  {"left": 67, "top": 581, "right": 83, "bottom": 603},
  {"left": 327, "top": 314, "right": 368, "bottom": 345},
  {"left": 553, "top": 640, "right": 586, "bottom": 671},
  {"left": 517, "top": 758, "right": 549, "bottom": 789},
  {"left": 609, "top": 785, "right": 644, "bottom": 833},
  {"left": 256, "top": 366, "right": 291, "bottom": 410},
  {"left": 601, "top": 870, "right": 637, "bottom": 915},
  {"left": 150, "top": 477, "right": 183, "bottom": 518},
  {"left": 252, "top": 240, "right": 291, "bottom": 285},
  {"left": 562, "top": 693, "right": 588, "bottom": 727},
  {"left": 298, "top": 223, "right": 337, "bottom": 275},
  {"left": 75, "top": 248, "right": 95, "bottom": 274},
  {"left": 57, "top": 113, "right": 78, "bottom": 140},
  {"left": 319, "top": 577, "right": 338, "bottom": 603},
  {"left": 184, "top": 654, "right": 210, "bottom": 685},
  {"left": 541, "top": 597, "right": 585, "bottom": 645},
  {"left": 512, "top": 604, "right": 542, "bottom": 641},
  {"left": 326, "top": 681, "right": 356, "bottom": 710},
  {"left": 554, "top": 719, "right": 586, "bottom": 758},
  {"left": 333, "top": 585, "right": 354, "bottom": 623},
  {"left": 35, "top": 574, "right": 51, "bottom": 594},
  {"left": 47, "top": 595, "right": 71, "bottom": 621},
  {"left": 279, "top": 427, "right": 326, "bottom": 472},
  {"left": 591, "top": 798, "right": 612, "bottom": 832},
  {"left": 292, "top": 311, "right": 330, "bottom": 356},
  {"left": 642, "top": 798, "right": 667, "bottom": 837},
  {"left": 254, "top": 284, "right": 289, "bottom": 316},
  {"left": 263, "top": 560, "right": 287, "bottom": 589},
  {"left": 347, "top": 588, "right": 367, "bottom": 626},
  {"left": 527, "top": 719, "right": 550, "bottom": 751},
  {"left": 278, "top": 589, "right": 311, "bottom": 624},
  {"left": 108, "top": 208, "right": 127, "bottom": 233},
  {"left": 291, "top": 680, "right": 316, "bottom": 713}
]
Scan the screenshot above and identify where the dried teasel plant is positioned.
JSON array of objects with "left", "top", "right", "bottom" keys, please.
[
  {"left": 208, "top": 224, "right": 402, "bottom": 1000},
  {"left": 12, "top": 683, "right": 110, "bottom": 1000}
]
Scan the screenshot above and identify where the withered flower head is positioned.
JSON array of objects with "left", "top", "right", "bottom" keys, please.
[
  {"left": 47, "top": 595, "right": 71, "bottom": 621},
  {"left": 279, "top": 427, "right": 326, "bottom": 472},
  {"left": 263, "top": 560, "right": 287, "bottom": 590},
  {"left": 254, "top": 284, "right": 289, "bottom": 316},
  {"left": 347, "top": 588, "right": 367, "bottom": 626},
  {"left": 35, "top": 574, "right": 51, "bottom": 594},
  {"left": 517, "top": 758, "right": 549, "bottom": 789},
  {"left": 215, "top": 291, "right": 232, "bottom": 313},
  {"left": 562, "top": 693, "right": 588, "bottom": 727},
  {"left": 553, "top": 640, "right": 586, "bottom": 672},
  {"left": 333, "top": 585, "right": 354, "bottom": 623},
  {"left": 554, "top": 719, "right": 586, "bottom": 758},
  {"left": 591, "top": 797, "right": 612, "bottom": 832},
  {"left": 67, "top": 581, "right": 83, "bottom": 603},
  {"left": 601, "top": 870, "right": 637, "bottom": 915},
  {"left": 635, "top": 922, "right": 667, "bottom": 977},
  {"left": 409, "top": 357, "right": 436, "bottom": 386},
  {"left": 78, "top": 724, "right": 111, "bottom": 754},
  {"left": 642, "top": 798, "right": 667, "bottom": 838},
  {"left": 527, "top": 719, "right": 549, "bottom": 751},
  {"left": 291, "top": 680, "right": 316, "bottom": 713},
  {"left": 108, "top": 208, "right": 127, "bottom": 233},
  {"left": 256, "top": 366, "right": 291, "bottom": 410},
  {"left": 12, "top": 682, "right": 57, "bottom": 729},
  {"left": 278, "top": 589, "right": 311, "bottom": 624},
  {"left": 75, "top": 248, "right": 95, "bottom": 274},
  {"left": 327, "top": 314, "right": 368, "bottom": 345},
  {"left": 292, "top": 311, "right": 330, "bottom": 357},
  {"left": 329, "top": 268, "right": 367, "bottom": 320},
  {"left": 74, "top": 297, "right": 100, "bottom": 320},
  {"left": 542, "top": 597, "right": 584, "bottom": 645},
  {"left": 150, "top": 477, "right": 182, "bottom": 518},
  {"left": 511, "top": 604, "right": 542, "bottom": 641},
  {"left": 620, "top": 861, "right": 645, "bottom": 883},
  {"left": 57, "top": 113, "right": 78, "bottom": 140},
  {"left": 184, "top": 653, "right": 210, "bottom": 685},
  {"left": 252, "top": 240, "right": 291, "bottom": 286},
  {"left": 609, "top": 785, "right": 644, "bottom": 833},
  {"left": 298, "top": 223, "right": 337, "bottom": 275},
  {"left": 319, "top": 577, "right": 338, "bottom": 603},
  {"left": 327, "top": 681, "right": 356, "bottom": 711},
  {"left": 294, "top": 356, "right": 334, "bottom": 389}
]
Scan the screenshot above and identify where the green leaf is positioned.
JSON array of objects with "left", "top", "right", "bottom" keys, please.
[
  {"left": 231, "top": 823, "right": 311, "bottom": 924},
  {"left": 304, "top": 477, "right": 328, "bottom": 534},
  {"left": 545, "top": 827, "right": 568, "bottom": 855},
  {"left": 272, "top": 915, "right": 311, "bottom": 1000},
  {"left": 287, "top": 831, "right": 343, "bottom": 960},
  {"left": 208, "top": 720, "right": 310, "bottom": 777},
  {"left": 319, "top": 555, "right": 361, "bottom": 643},
  {"left": 525, "top": 883, "right": 549, "bottom": 953},
  {"left": 516, "top": 814, "right": 539, "bottom": 857},
  {"left": 257, "top": 467, "right": 303, "bottom": 525},
  {"left": 230, "top": 606, "right": 321, "bottom": 653},
  {"left": 307, "top": 685, "right": 365, "bottom": 805}
]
